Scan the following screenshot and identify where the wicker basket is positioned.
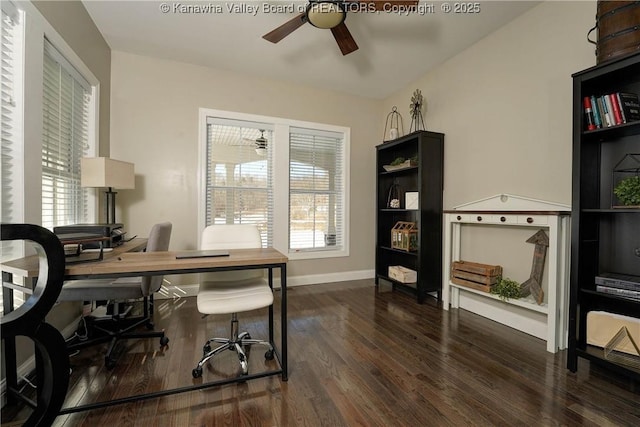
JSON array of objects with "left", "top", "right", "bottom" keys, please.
[{"left": 391, "top": 221, "right": 418, "bottom": 252}]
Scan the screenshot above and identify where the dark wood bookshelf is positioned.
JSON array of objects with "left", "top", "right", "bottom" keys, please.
[
  {"left": 568, "top": 52, "right": 640, "bottom": 382},
  {"left": 375, "top": 131, "right": 444, "bottom": 303}
]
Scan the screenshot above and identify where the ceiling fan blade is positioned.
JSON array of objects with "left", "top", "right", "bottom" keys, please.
[
  {"left": 262, "top": 13, "right": 307, "bottom": 43},
  {"left": 331, "top": 22, "right": 359, "bottom": 55},
  {"left": 357, "top": 1, "right": 419, "bottom": 12}
]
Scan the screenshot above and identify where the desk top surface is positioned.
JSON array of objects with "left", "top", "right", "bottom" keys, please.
[{"left": 2, "top": 238, "right": 288, "bottom": 279}]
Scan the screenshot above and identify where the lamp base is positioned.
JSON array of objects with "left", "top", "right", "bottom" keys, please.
[{"left": 104, "top": 188, "right": 118, "bottom": 224}]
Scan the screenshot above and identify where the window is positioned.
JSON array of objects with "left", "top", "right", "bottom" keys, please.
[
  {"left": 205, "top": 118, "right": 273, "bottom": 247},
  {"left": 41, "top": 39, "right": 91, "bottom": 229},
  {"left": 289, "top": 128, "right": 344, "bottom": 252},
  {"left": 200, "top": 109, "right": 349, "bottom": 260},
  {"left": 0, "top": 0, "right": 98, "bottom": 312}
]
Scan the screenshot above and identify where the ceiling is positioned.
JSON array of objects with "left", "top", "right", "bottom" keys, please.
[{"left": 82, "top": 1, "right": 540, "bottom": 99}]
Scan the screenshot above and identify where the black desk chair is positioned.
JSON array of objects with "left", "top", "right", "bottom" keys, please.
[{"left": 59, "top": 222, "right": 172, "bottom": 368}]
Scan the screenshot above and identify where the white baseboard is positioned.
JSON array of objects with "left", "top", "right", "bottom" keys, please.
[{"left": 156, "top": 269, "right": 375, "bottom": 299}]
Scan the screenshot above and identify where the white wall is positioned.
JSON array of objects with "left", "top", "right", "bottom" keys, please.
[
  {"left": 110, "top": 1, "right": 598, "bottom": 287},
  {"left": 380, "top": 1, "right": 597, "bottom": 317},
  {"left": 109, "top": 52, "right": 380, "bottom": 285},
  {"left": 383, "top": 0, "right": 597, "bottom": 210}
]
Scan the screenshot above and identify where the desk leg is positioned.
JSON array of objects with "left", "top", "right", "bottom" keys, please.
[
  {"left": 268, "top": 268, "right": 274, "bottom": 343},
  {"left": 2, "top": 271, "right": 18, "bottom": 404},
  {"left": 280, "top": 263, "right": 288, "bottom": 381}
]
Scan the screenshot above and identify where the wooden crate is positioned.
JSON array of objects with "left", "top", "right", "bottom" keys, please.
[
  {"left": 451, "top": 260, "right": 502, "bottom": 292},
  {"left": 388, "top": 265, "right": 417, "bottom": 283},
  {"left": 391, "top": 221, "right": 418, "bottom": 252}
]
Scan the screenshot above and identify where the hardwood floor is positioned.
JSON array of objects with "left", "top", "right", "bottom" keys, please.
[{"left": 3, "top": 279, "right": 639, "bottom": 426}]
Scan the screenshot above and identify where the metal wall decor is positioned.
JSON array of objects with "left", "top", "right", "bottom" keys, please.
[
  {"left": 387, "top": 179, "right": 402, "bottom": 208},
  {"left": 409, "top": 89, "right": 426, "bottom": 132},
  {"left": 383, "top": 106, "right": 404, "bottom": 141}
]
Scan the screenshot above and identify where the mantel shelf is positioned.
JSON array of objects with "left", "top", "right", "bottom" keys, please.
[
  {"left": 442, "top": 194, "right": 571, "bottom": 353},
  {"left": 449, "top": 282, "right": 548, "bottom": 314}
]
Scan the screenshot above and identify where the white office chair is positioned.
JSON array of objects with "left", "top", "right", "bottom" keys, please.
[
  {"left": 59, "top": 222, "right": 172, "bottom": 368},
  {"left": 192, "top": 224, "right": 274, "bottom": 378}
]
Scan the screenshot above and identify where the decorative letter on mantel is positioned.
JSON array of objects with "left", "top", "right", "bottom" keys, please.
[
  {"left": 521, "top": 229, "right": 549, "bottom": 305},
  {"left": 442, "top": 194, "right": 571, "bottom": 353}
]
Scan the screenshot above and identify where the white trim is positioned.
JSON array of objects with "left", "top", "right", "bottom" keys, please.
[
  {"left": 271, "top": 122, "right": 290, "bottom": 255},
  {"left": 156, "top": 269, "right": 375, "bottom": 299},
  {"left": 285, "top": 268, "right": 371, "bottom": 287},
  {"left": 453, "top": 193, "right": 570, "bottom": 211},
  {"left": 18, "top": 0, "right": 100, "bottom": 225},
  {"left": 198, "top": 108, "right": 350, "bottom": 260},
  {"left": 19, "top": 1, "right": 99, "bottom": 87}
]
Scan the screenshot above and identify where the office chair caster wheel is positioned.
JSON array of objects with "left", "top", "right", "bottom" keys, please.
[
  {"left": 203, "top": 344, "right": 211, "bottom": 354},
  {"left": 160, "top": 336, "right": 169, "bottom": 347},
  {"left": 145, "top": 321, "right": 155, "bottom": 330},
  {"left": 264, "top": 349, "right": 275, "bottom": 360},
  {"left": 192, "top": 367, "right": 203, "bottom": 378}
]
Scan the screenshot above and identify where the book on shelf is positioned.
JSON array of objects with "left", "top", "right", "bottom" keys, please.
[
  {"left": 583, "top": 97, "right": 596, "bottom": 130},
  {"left": 608, "top": 93, "right": 624, "bottom": 125},
  {"left": 616, "top": 93, "right": 627, "bottom": 124},
  {"left": 618, "top": 92, "right": 640, "bottom": 122},
  {"left": 598, "top": 96, "right": 612, "bottom": 127},
  {"left": 604, "top": 94, "right": 618, "bottom": 125},
  {"left": 590, "top": 95, "right": 602, "bottom": 128},
  {"left": 584, "top": 92, "right": 640, "bottom": 129},
  {"left": 596, "top": 285, "right": 640, "bottom": 301},
  {"left": 595, "top": 272, "right": 640, "bottom": 292}
]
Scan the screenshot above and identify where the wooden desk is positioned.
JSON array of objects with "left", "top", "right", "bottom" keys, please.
[
  {"left": 1, "top": 238, "right": 148, "bottom": 281},
  {"left": 1, "top": 239, "right": 288, "bottom": 415}
]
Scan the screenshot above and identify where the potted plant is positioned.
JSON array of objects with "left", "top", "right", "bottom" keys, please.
[
  {"left": 491, "top": 277, "right": 521, "bottom": 301},
  {"left": 613, "top": 175, "right": 640, "bottom": 207}
]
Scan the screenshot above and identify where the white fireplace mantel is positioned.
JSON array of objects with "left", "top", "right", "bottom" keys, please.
[{"left": 442, "top": 194, "right": 571, "bottom": 353}]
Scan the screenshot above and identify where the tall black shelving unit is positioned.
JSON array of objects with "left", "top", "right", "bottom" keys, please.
[
  {"left": 568, "top": 52, "right": 640, "bottom": 380},
  {"left": 375, "top": 131, "right": 444, "bottom": 303}
]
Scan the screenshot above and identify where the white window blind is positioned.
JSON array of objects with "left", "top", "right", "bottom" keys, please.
[
  {"left": 205, "top": 119, "right": 273, "bottom": 247},
  {"left": 1, "top": 1, "right": 23, "bottom": 260},
  {"left": 289, "top": 128, "right": 344, "bottom": 251},
  {"left": 41, "top": 39, "right": 90, "bottom": 229}
]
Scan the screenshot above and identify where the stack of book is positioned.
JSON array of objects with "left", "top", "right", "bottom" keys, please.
[
  {"left": 583, "top": 92, "right": 640, "bottom": 131},
  {"left": 596, "top": 273, "right": 640, "bottom": 301}
]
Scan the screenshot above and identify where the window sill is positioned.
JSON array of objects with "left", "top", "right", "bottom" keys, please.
[{"left": 285, "top": 247, "right": 349, "bottom": 261}]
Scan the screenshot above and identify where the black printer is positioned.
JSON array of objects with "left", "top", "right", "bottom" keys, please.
[{"left": 53, "top": 223, "right": 126, "bottom": 248}]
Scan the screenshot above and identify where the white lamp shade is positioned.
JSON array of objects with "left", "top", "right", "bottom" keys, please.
[{"left": 81, "top": 157, "right": 135, "bottom": 189}]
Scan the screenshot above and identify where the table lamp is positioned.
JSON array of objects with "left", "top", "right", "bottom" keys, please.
[{"left": 81, "top": 157, "right": 135, "bottom": 224}]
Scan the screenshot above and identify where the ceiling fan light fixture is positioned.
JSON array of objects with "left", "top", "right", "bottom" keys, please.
[
  {"left": 306, "top": 1, "right": 346, "bottom": 29},
  {"left": 254, "top": 130, "right": 268, "bottom": 156}
]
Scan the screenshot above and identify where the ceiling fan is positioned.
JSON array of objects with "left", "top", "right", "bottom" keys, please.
[
  {"left": 263, "top": 0, "right": 419, "bottom": 56},
  {"left": 243, "top": 129, "right": 268, "bottom": 156}
]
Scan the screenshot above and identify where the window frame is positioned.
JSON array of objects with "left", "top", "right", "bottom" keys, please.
[
  {"left": 41, "top": 38, "right": 93, "bottom": 229},
  {"left": 198, "top": 108, "right": 350, "bottom": 260},
  {"left": 1, "top": 0, "right": 26, "bottom": 261},
  {"left": 0, "top": 0, "right": 100, "bottom": 311},
  {"left": 19, "top": 0, "right": 99, "bottom": 228}
]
